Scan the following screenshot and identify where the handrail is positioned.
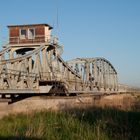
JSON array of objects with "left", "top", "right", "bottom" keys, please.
[
  {"left": 0, "top": 44, "right": 46, "bottom": 64},
  {"left": 9, "top": 35, "right": 52, "bottom": 44}
]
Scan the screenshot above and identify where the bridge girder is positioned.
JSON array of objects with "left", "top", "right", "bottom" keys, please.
[
  {"left": 67, "top": 58, "right": 118, "bottom": 92},
  {"left": 0, "top": 43, "right": 82, "bottom": 95},
  {"left": 0, "top": 42, "right": 120, "bottom": 96}
]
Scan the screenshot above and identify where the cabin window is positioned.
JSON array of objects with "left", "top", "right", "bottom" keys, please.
[
  {"left": 20, "top": 29, "right": 27, "bottom": 39},
  {"left": 28, "top": 28, "right": 35, "bottom": 39}
]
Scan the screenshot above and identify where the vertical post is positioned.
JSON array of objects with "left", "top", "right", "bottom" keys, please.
[
  {"left": 67, "top": 68, "right": 70, "bottom": 82},
  {"left": 9, "top": 50, "right": 14, "bottom": 59},
  {"left": 114, "top": 73, "right": 118, "bottom": 91},
  {"left": 85, "top": 62, "right": 90, "bottom": 82},
  {"left": 97, "top": 61, "right": 100, "bottom": 87},
  {"left": 106, "top": 64, "right": 110, "bottom": 90},
  {"left": 112, "top": 72, "right": 115, "bottom": 91},
  {"left": 94, "top": 61, "right": 97, "bottom": 86},
  {"left": 29, "top": 57, "right": 32, "bottom": 73},
  {"left": 103, "top": 61, "right": 106, "bottom": 91},
  {"left": 110, "top": 69, "right": 113, "bottom": 90},
  {"left": 108, "top": 66, "right": 110, "bottom": 90},
  {"left": 42, "top": 47, "right": 47, "bottom": 73},
  {"left": 115, "top": 74, "right": 118, "bottom": 91},
  {"left": 99, "top": 60, "right": 103, "bottom": 89}
]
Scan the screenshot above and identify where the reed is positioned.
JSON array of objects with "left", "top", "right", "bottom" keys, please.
[{"left": 0, "top": 107, "right": 139, "bottom": 140}]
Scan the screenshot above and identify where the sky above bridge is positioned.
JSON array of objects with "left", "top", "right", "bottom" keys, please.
[{"left": 0, "top": 0, "right": 140, "bottom": 87}]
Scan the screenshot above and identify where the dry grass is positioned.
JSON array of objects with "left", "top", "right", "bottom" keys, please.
[{"left": 0, "top": 106, "right": 140, "bottom": 140}]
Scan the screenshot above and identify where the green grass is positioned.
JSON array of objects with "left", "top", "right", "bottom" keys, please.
[{"left": 0, "top": 107, "right": 140, "bottom": 140}]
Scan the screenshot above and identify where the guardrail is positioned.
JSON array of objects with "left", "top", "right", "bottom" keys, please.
[{"left": 9, "top": 35, "right": 59, "bottom": 45}]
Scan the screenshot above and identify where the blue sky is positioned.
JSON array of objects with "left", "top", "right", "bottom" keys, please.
[{"left": 0, "top": 0, "right": 140, "bottom": 87}]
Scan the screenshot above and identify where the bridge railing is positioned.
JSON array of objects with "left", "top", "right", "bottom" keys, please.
[{"left": 9, "top": 35, "right": 52, "bottom": 44}]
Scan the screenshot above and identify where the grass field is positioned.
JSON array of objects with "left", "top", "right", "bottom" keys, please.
[{"left": 0, "top": 106, "right": 140, "bottom": 140}]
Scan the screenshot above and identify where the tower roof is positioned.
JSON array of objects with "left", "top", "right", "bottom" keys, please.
[{"left": 7, "top": 23, "right": 53, "bottom": 29}]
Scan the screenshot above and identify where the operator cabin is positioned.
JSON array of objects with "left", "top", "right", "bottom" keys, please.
[{"left": 8, "top": 23, "right": 53, "bottom": 45}]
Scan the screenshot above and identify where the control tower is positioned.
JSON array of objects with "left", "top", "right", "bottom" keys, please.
[{"left": 7, "top": 24, "right": 53, "bottom": 58}]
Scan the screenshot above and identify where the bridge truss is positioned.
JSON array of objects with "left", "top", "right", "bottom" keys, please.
[
  {"left": 67, "top": 58, "right": 118, "bottom": 92},
  {"left": 0, "top": 40, "right": 120, "bottom": 99}
]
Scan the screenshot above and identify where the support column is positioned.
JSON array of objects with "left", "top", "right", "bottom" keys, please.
[
  {"left": 9, "top": 50, "right": 14, "bottom": 59},
  {"left": 93, "top": 62, "right": 97, "bottom": 86},
  {"left": 109, "top": 66, "right": 112, "bottom": 90},
  {"left": 85, "top": 62, "right": 90, "bottom": 82},
  {"left": 42, "top": 48, "right": 47, "bottom": 73},
  {"left": 115, "top": 74, "right": 118, "bottom": 91},
  {"left": 99, "top": 60, "right": 103, "bottom": 89},
  {"left": 114, "top": 73, "right": 118, "bottom": 91},
  {"left": 97, "top": 61, "right": 100, "bottom": 88},
  {"left": 106, "top": 64, "right": 110, "bottom": 91},
  {"left": 103, "top": 61, "right": 106, "bottom": 90},
  {"left": 112, "top": 72, "right": 115, "bottom": 91},
  {"left": 28, "top": 57, "right": 32, "bottom": 73}
]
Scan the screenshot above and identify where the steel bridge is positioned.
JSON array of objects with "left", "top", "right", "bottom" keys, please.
[
  {"left": 0, "top": 23, "right": 138, "bottom": 100},
  {"left": 0, "top": 42, "right": 118, "bottom": 97}
]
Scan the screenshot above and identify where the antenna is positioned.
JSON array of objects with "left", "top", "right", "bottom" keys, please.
[
  {"left": 54, "top": 0, "right": 59, "bottom": 37},
  {"left": 53, "top": 0, "right": 59, "bottom": 43},
  {"left": 53, "top": 0, "right": 64, "bottom": 56},
  {"left": 56, "top": 4, "right": 59, "bottom": 36}
]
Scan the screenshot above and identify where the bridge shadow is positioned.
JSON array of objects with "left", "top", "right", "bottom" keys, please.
[
  {"left": 9, "top": 93, "right": 53, "bottom": 104},
  {"left": 9, "top": 94, "right": 33, "bottom": 104},
  {"left": 9, "top": 93, "right": 77, "bottom": 104}
]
